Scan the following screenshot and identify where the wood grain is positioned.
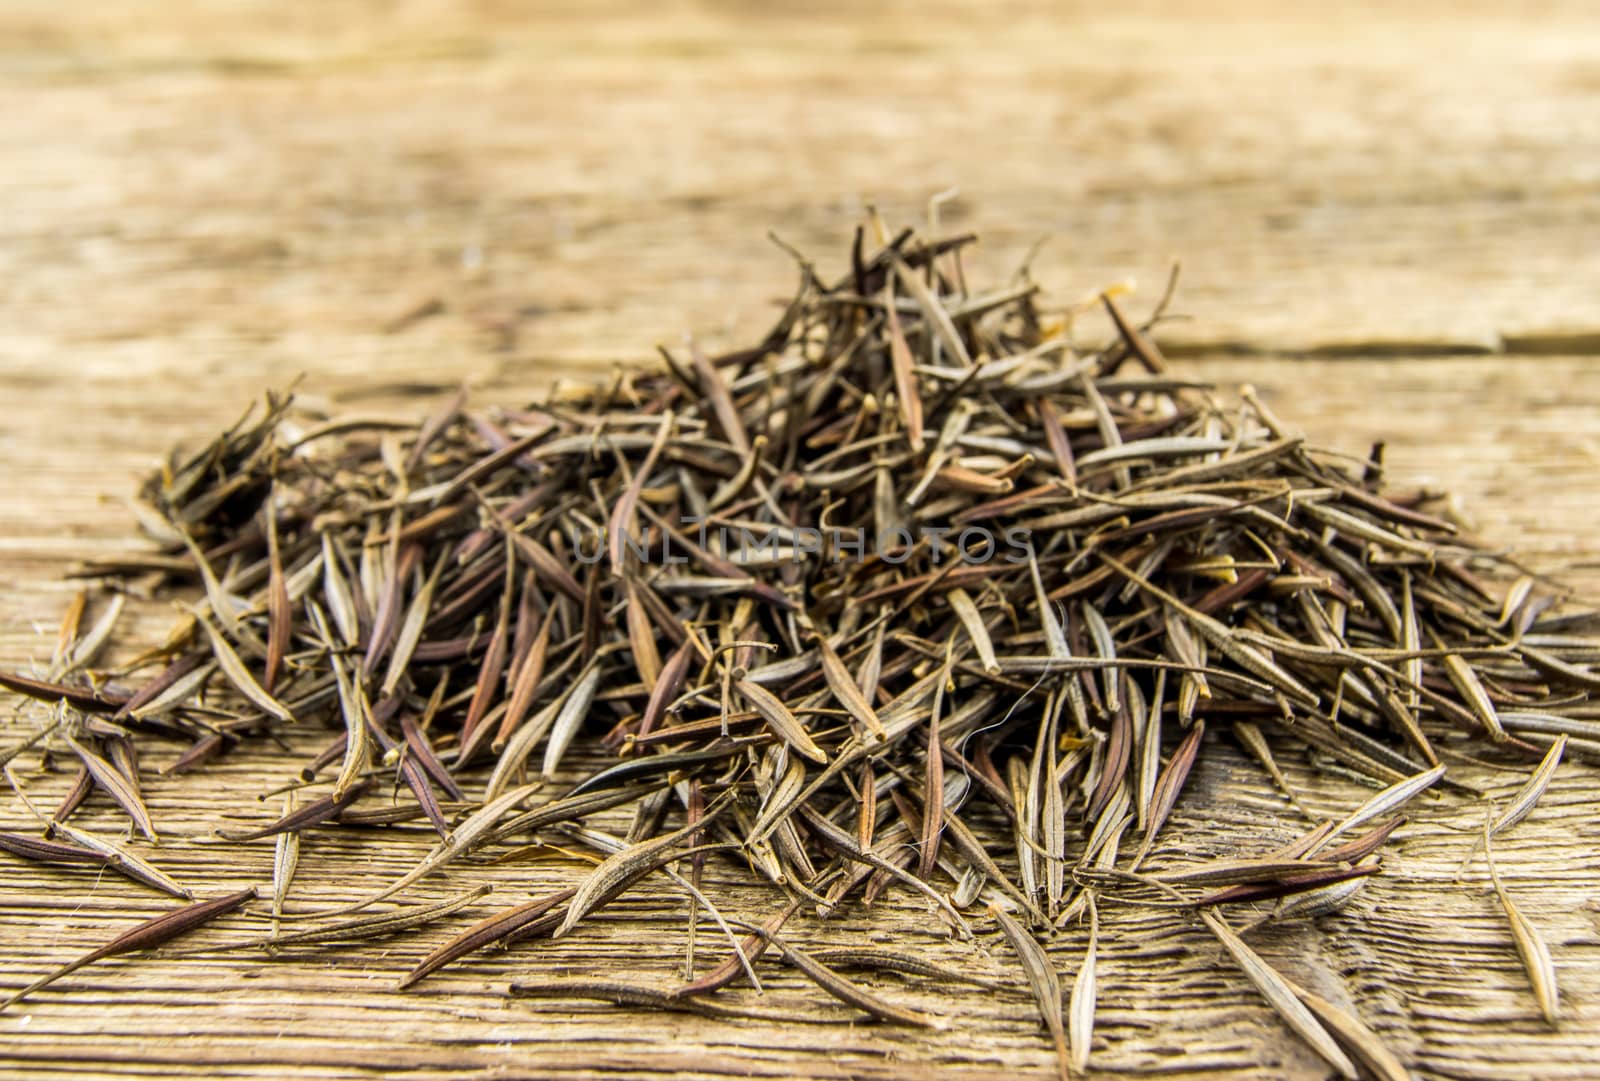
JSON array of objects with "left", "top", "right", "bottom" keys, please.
[{"left": 3, "top": 3, "right": 1600, "bottom": 1078}]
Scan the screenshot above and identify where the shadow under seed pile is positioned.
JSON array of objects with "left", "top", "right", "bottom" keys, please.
[{"left": 2, "top": 225, "right": 1592, "bottom": 1077}]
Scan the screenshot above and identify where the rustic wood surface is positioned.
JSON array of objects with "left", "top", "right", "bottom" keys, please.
[{"left": 3, "top": 3, "right": 1600, "bottom": 1078}]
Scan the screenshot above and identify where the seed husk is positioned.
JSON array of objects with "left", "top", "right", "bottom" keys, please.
[
  {"left": 1484, "top": 815, "right": 1561, "bottom": 1026},
  {"left": 1069, "top": 891, "right": 1099, "bottom": 1073},
  {"left": 61, "top": 734, "right": 156, "bottom": 842},
  {"left": 1198, "top": 909, "right": 1358, "bottom": 1080},
  {"left": 555, "top": 793, "right": 736, "bottom": 939},
  {"left": 1286, "top": 980, "right": 1412, "bottom": 1081},
  {"left": 990, "top": 904, "right": 1069, "bottom": 1081}
]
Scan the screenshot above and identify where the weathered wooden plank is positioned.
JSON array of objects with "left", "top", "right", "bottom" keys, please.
[{"left": 4, "top": 3, "right": 1600, "bottom": 1078}]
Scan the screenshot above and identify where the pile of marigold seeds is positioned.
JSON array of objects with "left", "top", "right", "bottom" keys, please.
[{"left": 3, "top": 223, "right": 1592, "bottom": 1079}]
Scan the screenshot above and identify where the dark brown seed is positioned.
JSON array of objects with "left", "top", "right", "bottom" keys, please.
[
  {"left": 2, "top": 887, "right": 256, "bottom": 1010},
  {"left": 0, "top": 831, "right": 113, "bottom": 868},
  {"left": 399, "top": 887, "right": 576, "bottom": 989},
  {"left": 0, "top": 671, "right": 125, "bottom": 713},
  {"left": 215, "top": 779, "right": 373, "bottom": 842}
]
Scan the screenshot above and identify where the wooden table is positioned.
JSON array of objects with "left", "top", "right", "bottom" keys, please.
[{"left": 3, "top": 3, "right": 1599, "bottom": 1078}]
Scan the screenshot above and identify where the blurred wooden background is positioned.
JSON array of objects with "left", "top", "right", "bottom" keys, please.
[{"left": 3, "top": 2, "right": 1600, "bottom": 1078}]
